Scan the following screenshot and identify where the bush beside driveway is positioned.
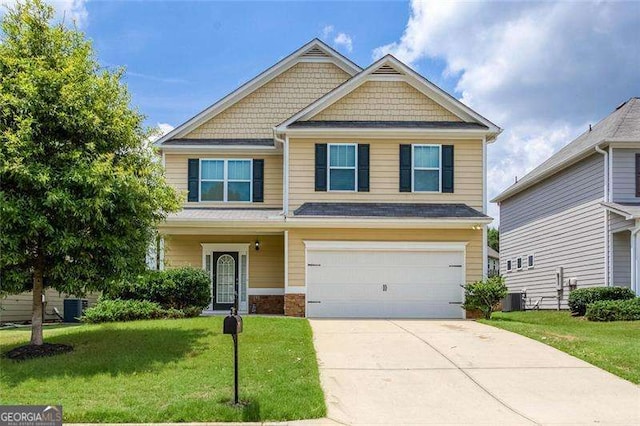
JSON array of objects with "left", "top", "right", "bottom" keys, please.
[{"left": 0, "top": 317, "right": 325, "bottom": 423}]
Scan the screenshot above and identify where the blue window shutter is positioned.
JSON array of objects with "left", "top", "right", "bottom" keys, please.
[
  {"left": 187, "top": 159, "right": 199, "bottom": 202},
  {"left": 442, "top": 145, "right": 454, "bottom": 193},
  {"left": 252, "top": 159, "right": 264, "bottom": 202},
  {"left": 357, "top": 144, "right": 370, "bottom": 192},
  {"left": 399, "top": 145, "right": 412, "bottom": 192},
  {"left": 315, "top": 144, "right": 327, "bottom": 191}
]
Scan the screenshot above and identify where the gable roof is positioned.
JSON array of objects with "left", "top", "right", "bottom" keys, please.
[
  {"left": 493, "top": 97, "right": 640, "bottom": 203},
  {"left": 156, "top": 39, "right": 362, "bottom": 146},
  {"left": 276, "top": 55, "right": 502, "bottom": 139}
]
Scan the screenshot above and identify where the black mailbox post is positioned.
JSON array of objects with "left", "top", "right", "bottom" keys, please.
[{"left": 223, "top": 307, "right": 242, "bottom": 405}]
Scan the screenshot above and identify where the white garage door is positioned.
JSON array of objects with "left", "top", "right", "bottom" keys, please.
[{"left": 306, "top": 242, "right": 466, "bottom": 318}]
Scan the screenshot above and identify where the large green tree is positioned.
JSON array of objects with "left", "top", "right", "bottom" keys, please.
[
  {"left": 0, "top": 0, "right": 181, "bottom": 345},
  {"left": 488, "top": 227, "right": 499, "bottom": 252}
]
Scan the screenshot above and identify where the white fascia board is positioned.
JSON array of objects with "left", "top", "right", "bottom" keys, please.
[
  {"left": 159, "top": 145, "right": 281, "bottom": 154},
  {"left": 280, "top": 128, "right": 492, "bottom": 139},
  {"left": 303, "top": 240, "right": 468, "bottom": 251},
  {"left": 156, "top": 39, "right": 361, "bottom": 146},
  {"left": 601, "top": 203, "right": 637, "bottom": 220}
]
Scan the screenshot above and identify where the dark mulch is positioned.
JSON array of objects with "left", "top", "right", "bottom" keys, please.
[{"left": 3, "top": 343, "right": 73, "bottom": 361}]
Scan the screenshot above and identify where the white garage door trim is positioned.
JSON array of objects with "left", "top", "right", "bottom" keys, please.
[{"left": 303, "top": 240, "right": 467, "bottom": 319}]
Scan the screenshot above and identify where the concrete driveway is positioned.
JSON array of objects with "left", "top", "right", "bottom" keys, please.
[{"left": 310, "top": 319, "right": 640, "bottom": 425}]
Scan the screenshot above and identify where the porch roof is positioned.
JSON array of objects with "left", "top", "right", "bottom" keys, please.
[
  {"left": 602, "top": 202, "right": 640, "bottom": 220},
  {"left": 293, "top": 202, "right": 489, "bottom": 219},
  {"left": 165, "top": 208, "right": 284, "bottom": 222}
]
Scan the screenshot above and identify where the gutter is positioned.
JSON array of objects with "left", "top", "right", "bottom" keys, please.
[
  {"left": 595, "top": 145, "right": 610, "bottom": 287},
  {"left": 273, "top": 129, "right": 288, "bottom": 216}
]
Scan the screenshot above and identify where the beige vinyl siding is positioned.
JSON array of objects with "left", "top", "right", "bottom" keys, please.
[
  {"left": 287, "top": 228, "right": 483, "bottom": 289},
  {"left": 611, "top": 148, "right": 640, "bottom": 203},
  {"left": 611, "top": 231, "right": 631, "bottom": 287},
  {"left": 163, "top": 234, "right": 284, "bottom": 289},
  {"left": 309, "top": 81, "right": 462, "bottom": 122},
  {"left": 0, "top": 289, "right": 99, "bottom": 323},
  {"left": 184, "top": 62, "right": 350, "bottom": 139},
  {"left": 164, "top": 153, "right": 283, "bottom": 208},
  {"left": 288, "top": 138, "right": 483, "bottom": 212},
  {"left": 499, "top": 154, "right": 605, "bottom": 309}
]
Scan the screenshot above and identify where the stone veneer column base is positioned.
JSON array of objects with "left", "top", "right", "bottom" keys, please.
[
  {"left": 248, "top": 295, "right": 284, "bottom": 315},
  {"left": 284, "top": 293, "right": 305, "bottom": 317}
]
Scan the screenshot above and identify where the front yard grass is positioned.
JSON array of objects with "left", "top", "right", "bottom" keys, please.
[
  {"left": 0, "top": 316, "right": 325, "bottom": 422},
  {"left": 480, "top": 311, "right": 640, "bottom": 384}
]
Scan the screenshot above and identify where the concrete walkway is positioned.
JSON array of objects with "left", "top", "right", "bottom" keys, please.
[{"left": 310, "top": 319, "right": 640, "bottom": 425}]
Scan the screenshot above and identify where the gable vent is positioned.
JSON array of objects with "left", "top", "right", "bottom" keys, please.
[
  {"left": 302, "top": 46, "right": 329, "bottom": 58},
  {"left": 372, "top": 64, "right": 403, "bottom": 75}
]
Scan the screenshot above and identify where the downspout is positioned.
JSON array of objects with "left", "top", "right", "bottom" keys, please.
[
  {"left": 273, "top": 129, "right": 287, "bottom": 216},
  {"left": 595, "top": 145, "right": 609, "bottom": 286},
  {"left": 482, "top": 136, "right": 488, "bottom": 279},
  {"left": 631, "top": 225, "right": 640, "bottom": 295}
]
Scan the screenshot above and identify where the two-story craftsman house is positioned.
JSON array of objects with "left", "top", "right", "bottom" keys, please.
[{"left": 155, "top": 39, "right": 501, "bottom": 318}]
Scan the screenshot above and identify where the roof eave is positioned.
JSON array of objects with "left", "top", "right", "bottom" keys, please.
[{"left": 155, "top": 39, "right": 362, "bottom": 146}]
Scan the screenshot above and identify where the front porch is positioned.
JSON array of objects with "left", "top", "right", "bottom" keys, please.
[{"left": 162, "top": 232, "right": 286, "bottom": 315}]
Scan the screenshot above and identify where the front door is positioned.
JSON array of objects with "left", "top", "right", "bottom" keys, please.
[{"left": 213, "top": 252, "right": 239, "bottom": 311}]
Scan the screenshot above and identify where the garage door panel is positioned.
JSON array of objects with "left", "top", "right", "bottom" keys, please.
[{"left": 306, "top": 246, "right": 465, "bottom": 319}]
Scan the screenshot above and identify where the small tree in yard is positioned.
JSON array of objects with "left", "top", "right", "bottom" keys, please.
[
  {"left": 0, "top": 0, "right": 181, "bottom": 348},
  {"left": 462, "top": 276, "right": 508, "bottom": 320}
]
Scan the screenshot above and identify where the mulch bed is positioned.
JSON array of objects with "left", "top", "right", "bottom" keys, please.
[{"left": 3, "top": 343, "right": 73, "bottom": 361}]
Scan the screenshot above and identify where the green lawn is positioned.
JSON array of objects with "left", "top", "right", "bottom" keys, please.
[
  {"left": 479, "top": 311, "right": 640, "bottom": 383},
  {"left": 0, "top": 316, "right": 326, "bottom": 422}
]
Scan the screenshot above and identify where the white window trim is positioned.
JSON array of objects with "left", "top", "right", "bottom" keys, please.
[
  {"left": 411, "top": 144, "right": 442, "bottom": 193},
  {"left": 199, "top": 158, "right": 253, "bottom": 203},
  {"left": 506, "top": 259, "right": 513, "bottom": 273},
  {"left": 527, "top": 254, "right": 535, "bottom": 269},
  {"left": 516, "top": 257, "right": 523, "bottom": 271},
  {"left": 327, "top": 143, "right": 358, "bottom": 192}
]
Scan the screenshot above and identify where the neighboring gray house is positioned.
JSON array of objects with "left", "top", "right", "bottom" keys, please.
[{"left": 493, "top": 98, "right": 640, "bottom": 309}]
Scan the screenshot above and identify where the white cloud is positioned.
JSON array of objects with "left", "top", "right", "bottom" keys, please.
[
  {"left": 1, "top": 0, "right": 88, "bottom": 28},
  {"left": 321, "top": 25, "right": 334, "bottom": 39},
  {"left": 147, "top": 123, "right": 174, "bottom": 145},
  {"left": 320, "top": 24, "right": 354, "bottom": 53},
  {"left": 374, "top": 0, "right": 640, "bottom": 224},
  {"left": 333, "top": 32, "right": 353, "bottom": 53}
]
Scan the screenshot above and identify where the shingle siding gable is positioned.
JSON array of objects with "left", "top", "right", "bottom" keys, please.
[
  {"left": 185, "top": 62, "right": 350, "bottom": 139},
  {"left": 309, "top": 81, "right": 462, "bottom": 122}
]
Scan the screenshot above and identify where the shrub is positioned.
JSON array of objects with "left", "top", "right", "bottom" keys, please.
[
  {"left": 586, "top": 298, "right": 640, "bottom": 322},
  {"left": 81, "top": 300, "right": 166, "bottom": 323},
  {"left": 106, "top": 267, "right": 211, "bottom": 310},
  {"left": 568, "top": 287, "right": 635, "bottom": 316},
  {"left": 462, "top": 276, "right": 508, "bottom": 320},
  {"left": 81, "top": 299, "right": 199, "bottom": 323}
]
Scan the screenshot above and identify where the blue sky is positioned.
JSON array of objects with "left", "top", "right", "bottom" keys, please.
[
  {"left": 84, "top": 1, "right": 440, "bottom": 128},
  {"left": 5, "top": 1, "right": 640, "bottom": 222}
]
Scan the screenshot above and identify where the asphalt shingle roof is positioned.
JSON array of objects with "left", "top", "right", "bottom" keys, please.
[
  {"left": 289, "top": 120, "right": 488, "bottom": 130},
  {"left": 293, "top": 202, "right": 488, "bottom": 219},
  {"left": 493, "top": 98, "right": 640, "bottom": 202}
]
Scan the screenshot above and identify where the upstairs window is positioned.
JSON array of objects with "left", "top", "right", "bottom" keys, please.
[
  {"left": 328, "top": 144, "right": 357, "bottom": 191},
  {"left": 506, "top": 260, "right": 512, "bottom": 272},
  {"left": 516, "top": 257, "right": 523, "bottom": 270},
  {"left": 200, "top": 159, "right": 252, "bottom": 202},
  {"left": 413, "top": 145, "right": 441, "bottom": 192},
  {"left": 528, "top": 254, "right": 535, "bottom": 268}
]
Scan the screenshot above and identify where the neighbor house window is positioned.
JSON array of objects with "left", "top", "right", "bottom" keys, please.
[
  {"left": 528, "top": 254, "right": 535, "bottom": 268},
  {"left": 200, "top": 159, "right": 252, "bottom": 202},
  {"left": 413, "top": 145, "right": 441, "bottom": 192},
  {"left": 506, "top": 260, "right": 512, "bottom": 272},
  {"left": 516, "top": 257, "right": 523, "bottom": 270},
  {"left": 328, "top": 144, "right": 357, "bottom": 191}
]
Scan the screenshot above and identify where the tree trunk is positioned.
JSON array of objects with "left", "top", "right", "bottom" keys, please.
[{"left": 31, "top": 263, "right": 44, "bottom": 346}]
